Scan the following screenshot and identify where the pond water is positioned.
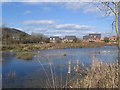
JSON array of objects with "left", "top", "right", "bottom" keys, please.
[{"left": 2, "top": 46, "right": 118, "bottom": 88}]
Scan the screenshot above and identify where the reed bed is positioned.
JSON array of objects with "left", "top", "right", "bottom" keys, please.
[
  {"left": 70, "top": 57, "right": 119, "bottom": 88},
  {"left": 34, "top": 52, "right": 119, "bottom": 89}
]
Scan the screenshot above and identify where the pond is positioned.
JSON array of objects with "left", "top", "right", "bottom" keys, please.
[{"left": 2, "top": 46, "right": 118, "bottom": 88}]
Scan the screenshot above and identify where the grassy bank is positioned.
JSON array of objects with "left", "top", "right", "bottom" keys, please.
[{"left": 2, "top": 42, "right": 117, "bottom": 52}]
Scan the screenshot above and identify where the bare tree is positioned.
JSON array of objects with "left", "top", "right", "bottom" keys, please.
[{"left": 98, "top": 1, "right": 120, "bottom": 48}]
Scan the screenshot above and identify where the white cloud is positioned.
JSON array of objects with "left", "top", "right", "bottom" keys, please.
[
  {"left": 64, "top": 2, "right": 88, "bottom": 11},
  {"left": 83, "top": 6, "right": 100, "bottom": 13},
  {"left": 2, "top": 0, "right": 114, "bottom": 2},
  {"left": 64, "top": 2, "right": 102, "bottom": 14},
  {"left": 64, "top": 2, "right": 115, "bottom": 16},
  {"left": 24, "top": 10, "right": 32, "bottom": 15},
  {"left": 55, "top": 24, "right": 94, "bottom": 30},
  {"left": 22, "top": 20, "right": 55, "bottom": 25}
]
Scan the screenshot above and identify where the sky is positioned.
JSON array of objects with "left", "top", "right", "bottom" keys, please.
[{"left": 2, "top": 2, "right": 116, "bottom": 38}]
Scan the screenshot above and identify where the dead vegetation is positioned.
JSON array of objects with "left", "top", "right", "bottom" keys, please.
[{"left": 70, "top": 56, "right": 119, "bottom": 88}]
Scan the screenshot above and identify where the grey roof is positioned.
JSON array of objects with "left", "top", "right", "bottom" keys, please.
[
  {"left": 83, "top": 35, "right": 89, "bottom": 40},
  {"left": 89, "top": 33, "right": 101, "bottom": 39},
  {"left": 64, "top": 36, "right": 76, "bottom": 40},
  {"left": 49, "top": 36, "right": 60, "bottom": 38}
]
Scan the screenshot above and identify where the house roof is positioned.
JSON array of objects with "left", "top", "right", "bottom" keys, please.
[
  {"left": 49, "top": 36, "right": 60, "bottom": 38},
  {"left": 89, "top": 33, "right": 101, "bottom": 38},
  {"left": 64, "top": 36, "right": 76, "bottom": 40}
]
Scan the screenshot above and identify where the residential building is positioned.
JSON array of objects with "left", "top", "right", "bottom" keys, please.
[
  {"left": 63, "top": 36, "right": 77, "bottom": 42},
  {"left": 89, "top": 33, "right": 101, "bottom": 42},
  {"left": 49, "top": 36, "right": 61, "bottom": 43},
  {"left": 109, "top": 36, "right": 117, "bottom": 42},
  {"left": 83, "top": 35, "right": 89, "bottom": 41}
]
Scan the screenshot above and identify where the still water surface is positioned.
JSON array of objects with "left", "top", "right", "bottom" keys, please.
[{"left": 2, "top": 46, "right": 118, "bottom": 88}]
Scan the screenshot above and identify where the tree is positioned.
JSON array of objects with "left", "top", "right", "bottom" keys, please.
[{"left": 98, "top": 1, "right": 120, "bottom": 48}]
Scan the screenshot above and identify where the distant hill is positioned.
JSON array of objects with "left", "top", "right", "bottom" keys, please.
[
  {"left": 2, "top": 27, "right": 29, "bottom": 38},
  {"left": 1, "top": 27, "right": 49, "bottom": 44},
  {"left": 1, "top": 27, "right": 30, "bottom": 44}
]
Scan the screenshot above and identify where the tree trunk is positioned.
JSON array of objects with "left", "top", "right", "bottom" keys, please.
[{"left": 115, "top": 2, "right": 120, "bottom": 49}]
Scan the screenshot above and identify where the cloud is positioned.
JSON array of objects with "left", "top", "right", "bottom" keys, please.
[
  {"left": 64, "top": 2, "right": 88, "bottom": 11},
  {"left": 55, "top": 24, "right": 94, "bottom": 30},
  {"left": 22, "top": 19, "right": 95, "bottom": 36},
  {"left": 83, "top": 6, "right": 100, "bottom": 13},
  {"left": 22, "top": 20, "right": 55, "bottom": 25},
  {"left": 64, "top": 2, "right": 101, "bottom": 14},
  {"left": 24, "top": 10, "right": 32, "bottom": 15}
]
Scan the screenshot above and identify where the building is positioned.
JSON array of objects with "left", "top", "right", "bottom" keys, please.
[
  {"left": 83, "top": 33, "right": 101, "bottom": 42},
  {"left": 89, "top": 33, "right": 101, "bottom": 42},
  {"left": 49, "top": 36, "right": 61, "bottom": 43},
  {"left": 83, "top": 35, "right": 89, "bottom": 41},
  {"left": 109, "top": 36, "right": 117, "bottom": 42},
  {"left": 63, "top": 36, "right": 77, "bottom": 42}
]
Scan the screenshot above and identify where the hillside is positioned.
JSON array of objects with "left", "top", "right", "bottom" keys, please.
[
  {"left": 1, "top": 27, "right": 30, "bottom": 44},
  {"left": 1, "top": 27, "right": 49, "bottom": 45},
  {"left": 2, "top": 27, "right": 29, "bottom": 39}
]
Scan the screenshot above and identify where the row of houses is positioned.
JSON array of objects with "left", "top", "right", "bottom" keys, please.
[
  {"left": 49, "top": 34, "right": 118, "bottom": 43},
  {"left": 83, "top": 34, "right": 102, "bottom": 42},
  {"left": 49, "top": 34, "right": 102, "bottom": 43},
  {"left": 49, "top": 36, "right": 77, "bottom": 43},
  {"left": 83, "top": 34, "right": 118, "bottom": 42}
]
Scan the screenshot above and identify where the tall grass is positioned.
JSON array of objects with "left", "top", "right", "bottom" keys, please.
[
  {"left": 70, "top": 55, "right": 119, "bottom": 88},
  {"left": 35, "top": 53, "right": 119, "bottom": 89}
]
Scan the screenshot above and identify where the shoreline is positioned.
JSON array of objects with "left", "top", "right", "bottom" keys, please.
[{"left": 2, "top": 42, "right": 117, "bottom": 52}]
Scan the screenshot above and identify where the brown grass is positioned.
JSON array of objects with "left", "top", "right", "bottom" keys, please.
[
  {"left": 70, "top": 57, "right": 119, "bottom": 88},
  {"left": 2, "top": 42, "right": 117, "bottom": 52}
]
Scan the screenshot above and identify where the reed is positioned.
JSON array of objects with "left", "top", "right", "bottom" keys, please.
[{"left": 70, "top": 56, "right": 119, "bottom": 88}]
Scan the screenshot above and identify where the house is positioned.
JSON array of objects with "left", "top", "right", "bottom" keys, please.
[
  {"left": 63, "top": 36, "right": 77, "bottom": 42},
  {"left": 109, "top": 36, "right": 117, "bottom": 42},
  {"left": 83, "top": 35, "right": 90, "bottom": 42},
  {"left": 49, "top": 36, "right": 61, "bottom": 43},
  {"left": 12, "top": 35, "right": 20, "bottom": 40},
  {"left": 89, "top": 33, "right": 101, "bottom": 42}
]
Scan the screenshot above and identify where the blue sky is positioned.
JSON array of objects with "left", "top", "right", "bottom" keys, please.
[{"left": 2, "top": 2, "right": 116, "bottom": 37}]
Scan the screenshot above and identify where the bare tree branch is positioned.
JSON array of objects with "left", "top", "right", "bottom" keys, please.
[{"left": 102, "top": 2, "right": 116, "bottom": 15}]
